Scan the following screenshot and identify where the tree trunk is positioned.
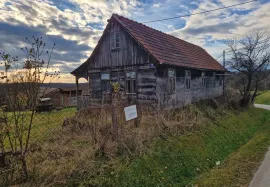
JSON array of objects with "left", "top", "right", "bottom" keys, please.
[
  {"left": 20, "top": 156, "right": 28, "bottom": 181},
  {"left": 240, "top": 94, "right": 252, "bottom": 107},
  {"left": 251, "top": 86, "right": 258, "bottom": 104}
]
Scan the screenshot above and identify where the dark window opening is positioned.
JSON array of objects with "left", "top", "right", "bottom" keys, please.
[
  {"left": 191, "top": 69, "right": 201, "bottom": 79},
  {"left": 176, "top": 67, "right": 185, "bottom": 77},
  {"left": 101, "top": 81, "right": 111, "bottom": 92},
  {"left": 185, "top": 78, "right": 191, "bottom": 90},
  {"left": 126, "top": 72, "right": 136, "bottom": 94},
  {"left": 185, "top": 70, "right": 191, "bottom": 90},
  {"left": 202, "top": 77, "right": 206, "bottom": 88},
  {"left": 157, "top": 65, "right": 166, "bottom": 77},
  {"left": 168, "top": 78, "right": 176, "bottom": 93},
  {"left": 101, "top": 73, "right": 111, "bottom": 92},
  {"left": 126, "top": 80, "right": 136, "bottom": 94},
  {"left": 219, "top": 76, "right": 223, "bottom": 86},
  {"left": 115, "top": 32, "right": 120, "bottom": 48}
]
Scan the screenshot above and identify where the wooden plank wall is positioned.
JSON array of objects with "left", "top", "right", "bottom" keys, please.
[
  {"left": 89, "top": 73, "right": 101, "bottom": 98},
  {"left": 156, "top": 65, "right": 224, "bottom": 108},
  {"left": 89, "top": 21, "right": 150, "bottom": 69},
  {"left": 137, "top": 68, "right": 157, "bottom": 103}
]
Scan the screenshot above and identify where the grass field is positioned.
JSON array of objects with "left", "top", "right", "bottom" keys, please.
[
  {"left": 30, "top": 107, "right": 76, "bottom": 141},
  {"left": 114, "top": 108, "right": 270, "bottom": 187},
  {"left": 3, "top": 107, "right": 76, "bottom": 144},
  {"left": 255, "top": 91, "right": 270, "bottom": 105}
]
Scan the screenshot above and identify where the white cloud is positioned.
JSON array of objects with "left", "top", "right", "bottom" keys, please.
[
  {"left": 169, "top": 0, "right": 270, "bottom": 57},
  {"left": 152, "top": 3, "right": 161, "bottom": 8},
  {"left": 1, "top": 0, "right": 270, "bottom": 82}
]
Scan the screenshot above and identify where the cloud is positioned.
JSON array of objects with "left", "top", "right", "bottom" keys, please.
[
  {"left": 152, "top": 3, "right": 161, "bottom": 8},
  {"left": 169, "top": 0, "right": 270, "bottom": 57},
  {"left": 0, "top": 0, "right": 270, "bottom": 82}
]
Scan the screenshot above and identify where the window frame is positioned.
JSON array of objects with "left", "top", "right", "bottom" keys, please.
[
  {"left": 125, "top": 71, "right": 137, "bottom": 95},
  {"left": 168, "top": 68, "right": 176, "bottom": 94},
  {"left": 219, "top": 75, "right": 223, "bottom": 86},
  {"left": 201, "top": 72, "right": 206, "bottom": 88},
  {"left": 185, "top": 70, "right": 191, "bottom": 91},
  {"left": 101, "top": 73, "right": 111, "bottom": 93},
  {"left": 213, "top": 72, "right": 216, "bottom": 88},
  {"left": 111, "top": 32, "right": 120, "bottom": 50}
]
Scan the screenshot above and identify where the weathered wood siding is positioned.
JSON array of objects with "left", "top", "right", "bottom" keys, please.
[
  {"left": 156, "top": 65, "right": 224, "bottom": 108},
  {"left": 89, "top": 21, "right": 151, "bottom": 69},
  {"left": 137, "top": 68, "right": 157, "bottom": 103},
  {"left": 89, "top": 73, "right": 102, "bottom": 98},
  {"left": 88, "top": 65, "right": 157, "bottom": 104},
  {"left": 87, "top": 20, "right": 157, "bottom": 104}
]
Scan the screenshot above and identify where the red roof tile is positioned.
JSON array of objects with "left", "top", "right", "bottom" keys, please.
[{"left": 113, "top": 14, "right": 226, "bottom": 71}]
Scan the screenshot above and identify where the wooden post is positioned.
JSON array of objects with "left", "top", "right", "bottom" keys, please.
[
  {"left": 111, "top": 92, "right": 118, "bottom": 139},
  {"left": 76, "top": 76, "right": 79, "bottom": 110}
]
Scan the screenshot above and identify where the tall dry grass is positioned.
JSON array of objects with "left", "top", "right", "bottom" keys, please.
[{"left": 5, "top": 100, "right": 229, "bottom": 186}]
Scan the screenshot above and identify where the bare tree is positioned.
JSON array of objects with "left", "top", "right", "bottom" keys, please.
[
  {"left": 0, "top": 37, "right": 58, "bottom": 181},
  {"left": 227, "top": 32, "right": 270, "bottom": 107}
]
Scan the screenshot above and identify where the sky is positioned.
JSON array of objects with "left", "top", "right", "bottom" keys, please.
[{"left": 0, "top": 0, "right": 270, "bottom": 83}]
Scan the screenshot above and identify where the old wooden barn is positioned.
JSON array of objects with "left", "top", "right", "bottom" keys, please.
[{"left": 71, "top": 14, "right": 226, "bottom": 109}]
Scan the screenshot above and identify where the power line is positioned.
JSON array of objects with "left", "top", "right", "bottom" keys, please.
[
  {"left": 215, "top": 53, "right": 223, "bottom": 60},
  {"left": 142, "top": 0, "right": 258, "bottom": 23}
]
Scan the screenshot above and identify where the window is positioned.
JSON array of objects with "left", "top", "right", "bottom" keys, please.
[
  {"left": 126, "top": 72, "right": 136, "bottom": 94},
  {"left": 201, "top": 72, "right": 206, "bottom": 88},
  {"left": 185, "top": 78, "right": 191, "bottom": 90},
  {"left": 202, "top": 77, "right": 206, "bottom": 88},
  {"left": 101, "top": 73, "right": 111, "bottom": 92},
  {"left": 168, "top": 69, "right": 176, "bottom": 93},
  {"left": 111, "top": 32, "right": 120, "bottom": 50},
  {"left": 219, "top": 76, "right": 223, "bottom": 86},
  {"left": 213, "top": 73, "right": 216, "bottom": 88},
  {"left": 185, "top": 70, "right": 191, "bottom": 90}
]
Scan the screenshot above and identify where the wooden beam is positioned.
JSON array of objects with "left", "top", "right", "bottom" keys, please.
[{"left": 76, "top": 76, "right": 79, "bottom": 110}]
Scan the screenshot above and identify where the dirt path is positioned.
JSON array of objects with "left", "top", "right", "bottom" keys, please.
[
  {"left": 254, "top": 104, "right": 270, "bottom": 110},
  {"left": 249, "top": 104, "right": 270, "bottom": 187}
]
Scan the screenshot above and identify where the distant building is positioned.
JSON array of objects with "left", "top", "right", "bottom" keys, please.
[{"left": 39, "top": 85, "right": 89, "bottom": 107}]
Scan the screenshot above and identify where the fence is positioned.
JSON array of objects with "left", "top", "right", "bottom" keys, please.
[
  {"left": 67, "top": 96, "right": 77, "bottom": 107},
  {"left": 0, "top": 106, "right": 77, "bottom": 185},
  {"left": 0, "top": 90, "right": 219, "bottom": 186}
]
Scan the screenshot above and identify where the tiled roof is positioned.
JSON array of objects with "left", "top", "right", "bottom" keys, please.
[{"left": 113, "top": 14, "right": 226, "bottom": 71}]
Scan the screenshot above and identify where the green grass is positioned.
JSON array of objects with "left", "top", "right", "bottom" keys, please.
[
  {"left": 31, "top": 107, "right": 76, "bottom": 141},
  {"left": 255, "top": 91, "right": 270, "bottom": 105},
  {"left": 194, "top": 131, "right": 270, "bottom": 186},
  {"left": 114, "top": 108, "right": 270, "bottom": 187},
  {"left": 3, "top": 107, "right": 76, "bottom": 144}
]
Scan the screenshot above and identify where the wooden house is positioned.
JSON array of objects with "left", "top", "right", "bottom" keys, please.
[{"left": 71, "top": 14, "right": 226, "bottom": 109}]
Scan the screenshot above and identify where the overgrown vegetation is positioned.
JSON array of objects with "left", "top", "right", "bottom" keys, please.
[
  {"left": 3, "top": 101, "right": 267, "bottom": 187},
  {"left": 255, "top": 90, "right": 270, "bottom": 105},
  {"left": 115, "top": 108, "right": 270, "bottom": 187},
  {"left": 0, "top": 37, "right": 58, "bottom": 182}
]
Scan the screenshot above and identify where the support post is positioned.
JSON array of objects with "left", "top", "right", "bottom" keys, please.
[
  {"left": 76, "top": 76, "right": 79, "bottom": 110},
  {"left": 223, "top": 50, "right": 225, "bottom": 96}
]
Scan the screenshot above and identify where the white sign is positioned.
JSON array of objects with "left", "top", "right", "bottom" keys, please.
[
  {"left": 101, "top": 73, "right": 110, "bottom": 80},
  {"left": 124, "top": 105, "right": 138, "bottom": 121}
]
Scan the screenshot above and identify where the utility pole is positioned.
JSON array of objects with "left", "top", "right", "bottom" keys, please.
[{"left": 223, "top": 50, "right": 225, "bottom": 96}]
